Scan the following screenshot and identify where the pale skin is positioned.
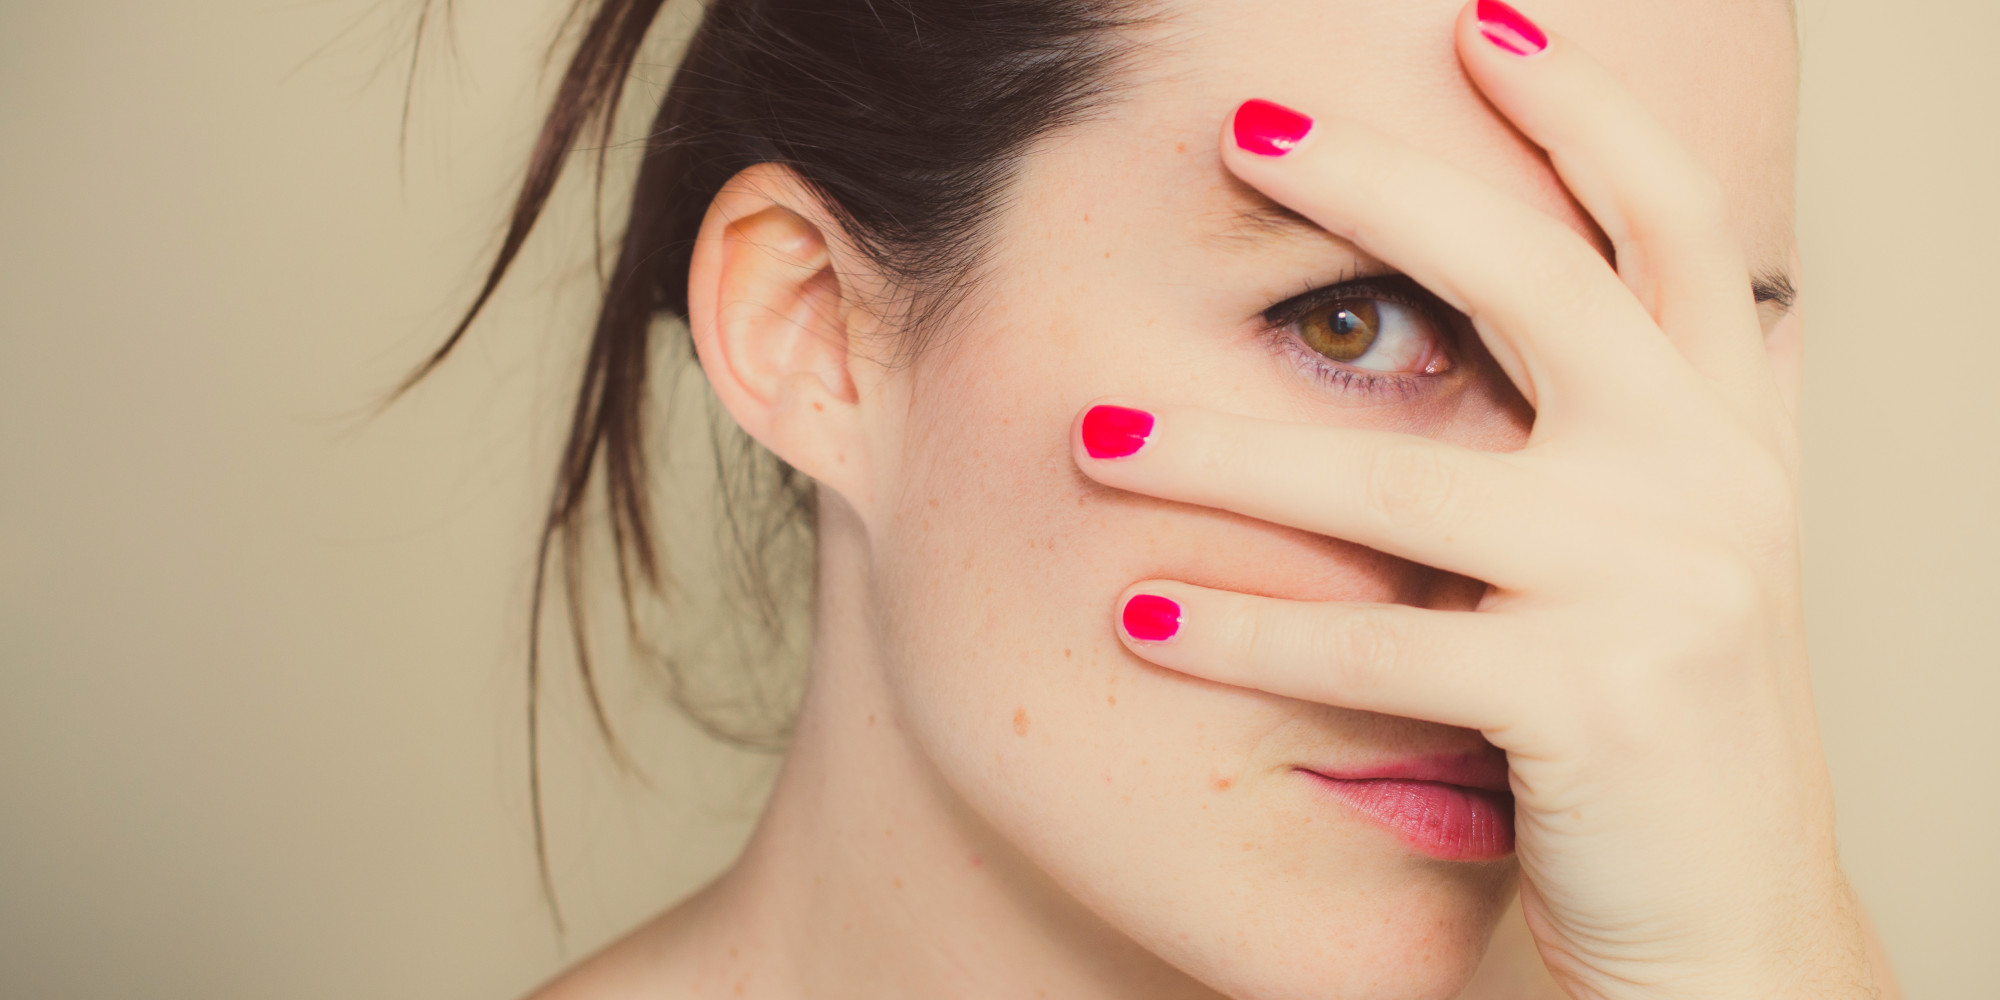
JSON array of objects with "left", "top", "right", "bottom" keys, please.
[{"left": 528, "top": 1, "right": 1898, "bottom": 998}]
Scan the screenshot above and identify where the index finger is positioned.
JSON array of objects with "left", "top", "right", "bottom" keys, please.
[
  {"left": 1220, "top": 101, "right": 1696, "bottom": 436},
  {"left": 1452, "top": 0, "right": 1785, "bottom": 426}
]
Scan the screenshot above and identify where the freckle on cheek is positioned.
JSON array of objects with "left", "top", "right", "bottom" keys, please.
[{"left": 1013, "top": 707, "right": 1030, "bottom": 736}]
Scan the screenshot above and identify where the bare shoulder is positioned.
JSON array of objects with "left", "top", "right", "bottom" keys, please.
[
  {"left": 518, "top": 881, "right": 741, "bottom": 1000},
  {"left": 517, "top": 916, "right": 686, "bottom": 1000}
]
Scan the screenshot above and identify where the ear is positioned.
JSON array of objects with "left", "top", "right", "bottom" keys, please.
[{"left": 686, "top": 162, "right": 878, "bottom": 512}]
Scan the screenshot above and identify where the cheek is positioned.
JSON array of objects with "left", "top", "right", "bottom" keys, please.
[
  {"left": 873, "top": 293, "right": 1526, "bottom": 720},
  {"left": 874, "top": 315, "right": 1472, "bottom": 805},
  {"left": 863, "top": 311, "right": 1513, "bottom": 994},
  {"left": 878, "top": 316, "right": 1117, "bottom": 725},
  {"left": 878, "top": 307, "right": 1286, "bottom": 800}
]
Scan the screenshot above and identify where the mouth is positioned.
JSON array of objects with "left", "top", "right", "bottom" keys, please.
[{"left": 1295, "top": 752, "right": 1515, "bottom": 862}]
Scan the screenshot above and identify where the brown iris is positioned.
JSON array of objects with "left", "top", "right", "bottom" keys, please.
[{"left": 1297, "top": 298, "right": 1380, "bottom": 363}]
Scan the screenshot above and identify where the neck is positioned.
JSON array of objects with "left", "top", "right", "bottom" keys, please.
[{"left": 666, "top": 502, "right": 1221, "bottom": 1000}]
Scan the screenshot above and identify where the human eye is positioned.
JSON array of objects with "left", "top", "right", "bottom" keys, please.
[{"left": 1259, "top": 274, "right": 1456, "bottom": 397}]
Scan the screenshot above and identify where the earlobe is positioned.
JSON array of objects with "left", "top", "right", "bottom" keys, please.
[{"left": 687, "top": 163, "right": 872, "bottom": 505}]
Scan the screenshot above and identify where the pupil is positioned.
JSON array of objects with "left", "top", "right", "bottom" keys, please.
[{"left": 1303, "top": 299, "right": 1379, "bottom": 364}]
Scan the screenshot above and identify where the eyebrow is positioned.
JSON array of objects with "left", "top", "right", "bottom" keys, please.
[
  {"left": 1751, "top": 272, "right": 1796, "bottom": 310},
  {"left": 1206, "top": 198, "right": 1322, "bottom": 246},
  {"left": 1212, "top": 197, "right": 1798, "bottom": 312}
]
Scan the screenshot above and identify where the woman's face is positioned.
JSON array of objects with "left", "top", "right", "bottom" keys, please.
[{"left": 855, "top": 1, "right": 1797, "bottom": 995}]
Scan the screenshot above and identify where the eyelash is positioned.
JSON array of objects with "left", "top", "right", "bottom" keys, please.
[{"left": 1257, "top": 273, "right": 1457, "bottom": 400}]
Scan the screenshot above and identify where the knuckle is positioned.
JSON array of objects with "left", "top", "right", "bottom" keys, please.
[
  {"left": 1219, "top": 595, "right": 1270, "bottom": 664},
  {"left": 1184, "top": 417, "right": 1249, "bottom": 498},
  {"left": 1638, "top": 167, "right": 1735, "bottom": 249},
  {"left": 1681, "top": 436, "right": 1801, "bottom": 564},
  {"left": 1675, "top": 548, "right": 1766, "bottom": 628},
  {"left": 1738, "top": 451, "right": 1800, "bottom": 524},
  {"left": 1320, "top": 607, "right": 1401, "bottom": 695},
  {"left": 1679, "top": 168, "right": 1733, "bottom": 233},
  {"left": 1362, "top": 441, "right": 1457, "bottom": 531},
  {"left": 1555, "top": 615, "right": 1683, "bottom": 753},
  {"left": 1512, "top": 235, "right": 1612, "bottom": 319},
  {"left": 1582, "top": 667, "right": 1675, "bottom": 757},
  {"left": 1619, "top": 543, "right": 1767, "bottom": 662},
  {"left": 1323, "top": 126, "right": 1404, "bottom": 192}
]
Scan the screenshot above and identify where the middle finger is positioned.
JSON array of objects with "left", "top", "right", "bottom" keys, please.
[{"left": 1221, "top": 99, "right": 1695, "bottom": 435}]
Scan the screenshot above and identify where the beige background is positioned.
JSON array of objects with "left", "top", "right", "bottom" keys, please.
[{"left": 2, "top": 0, "right": 1993, "bottom": 997}]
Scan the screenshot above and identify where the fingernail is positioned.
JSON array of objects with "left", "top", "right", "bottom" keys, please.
[
  {"left": 1477, "top": 0, "right": 1547, "bottom": 56},
  {"left": 1232, "top": 99, "right": 1313, "bottom": 157},
  {"left": 1081, "top": 404, "right": 1154, "bottom": 459},
  {"left": 1122, "top": 594, "right": 1182, "bottom": 643}
]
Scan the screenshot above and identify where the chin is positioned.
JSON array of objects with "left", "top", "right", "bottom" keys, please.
[
  {"left": 1084, "top": 790, "right": 1516, "bottom": 1000},
  {"left": 942, "top": 706, "right": 1518, "bottom": 1000}
]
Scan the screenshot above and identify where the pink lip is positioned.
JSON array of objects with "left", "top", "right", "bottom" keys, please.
[{"left": 1298, "top": 753, "right": 1515, "bottom": 862}]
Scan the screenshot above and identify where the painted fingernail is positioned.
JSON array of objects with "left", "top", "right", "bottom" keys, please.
[
  {"left": 1122, "top": 594, "right": 1182, "bottom": 643},
  {"left": 1232, "top": 99, "right": 1313, "bottom": 157},
  {"left": 1477, "top": 0, "right": 1547, "bottom": 56},
  {"left": 1081, "top": 404, "right": 1154, "bottom": 459}
]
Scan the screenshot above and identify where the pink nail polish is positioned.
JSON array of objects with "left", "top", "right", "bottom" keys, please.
[
  {"left": 1232, "top": 99, "right": 1313, "bottom": 157},
  {"left": 1122, "top": 594, "right": 1181, "bottom": 642},
  {"left": 1477, "top": 0, "right": 1547, "bottom": 56},
  {"left": 1081, "top": 405, "right": 1154, "bottom": 459}
]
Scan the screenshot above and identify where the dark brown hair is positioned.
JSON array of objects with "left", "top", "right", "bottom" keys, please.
[{"left": 406, "top": 0, "right": 1154, "bottom": 924}]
